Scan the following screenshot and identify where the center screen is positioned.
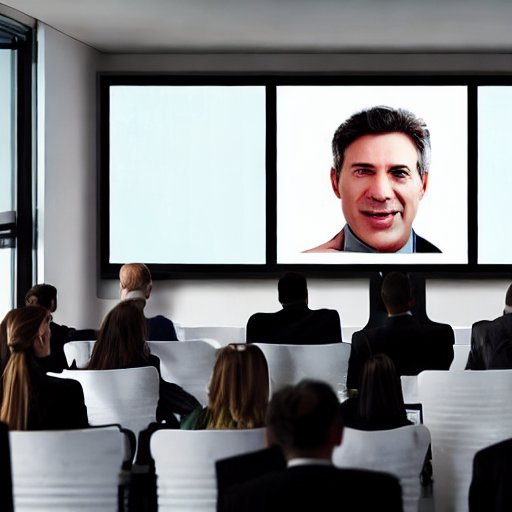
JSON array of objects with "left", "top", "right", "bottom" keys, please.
[{"left": 276, "top": 85, "right": 468, "bottom": 265}]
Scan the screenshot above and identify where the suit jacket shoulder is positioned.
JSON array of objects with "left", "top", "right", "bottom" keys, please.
[
  {"left": 415, "top": 234, "right": 441, "bottom": 253},
  {"left": 223, "top": 465, "right": 402, "bottom": 512}
]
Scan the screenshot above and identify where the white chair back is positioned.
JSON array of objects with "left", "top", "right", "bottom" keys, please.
[
  {"left": 401, "top": 375, "right": 419, "bottom": 404},
  {"left": 333, "top": 425, "right": 431, "bottom": 512},
  {"left": 63, "top": 340, "right": 95, "bottom": 368},
  {"left": 253, "top": 342, "right": 351, "bottom": 395},
  {"left": 176, "top": 325, "right": 245, "bottom": 346},
  {"left": 450, "top": 344, "right": 471, "bottom": 370},
  {"left": 10, "top": 426, "right": 125, "bottom": 512},
  {"left": 148, "top": 340, "right": 219, "bottom": 405},
  {"left": 49, "top": 367, "right": 159, "bottom": 436},
  {"left": 418, "top": 370, "right": 512, "bottom": 512},
  {"left": 150, "top": 428, "right": 266, "bottom": 512},
  {"left": 453, "top": 326, "right": 471, "bottom": 345}
]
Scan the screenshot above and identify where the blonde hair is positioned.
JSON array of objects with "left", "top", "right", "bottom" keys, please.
[
  {"left": 119, "top": 263, "right": 152, "bottom": 293},
  {"left": 207, "top": 344, "right": 269, "bottom": 429},
  {"left": 0, "top": 305, "right": 49, "bottom": 430}
]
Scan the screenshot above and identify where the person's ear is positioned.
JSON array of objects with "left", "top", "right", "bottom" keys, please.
[
  {"left": 332, "top": 420, "right": 344, "bottom": 447},
  {"left": 330, "top": 167, "right": 342, "bottom": 199},
  {"left": 419, "top": 172, "right": 429, "bottom": 199},
  {"left": 145, "top": 283, "right": 152, "bottom": 299},
  {"left": 50, "top": 299, "right": 57, "bottom": 313}
]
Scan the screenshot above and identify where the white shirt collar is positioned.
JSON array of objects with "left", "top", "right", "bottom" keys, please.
[{"left": 287, "top": 458, "right": 332, "bottom": 468}]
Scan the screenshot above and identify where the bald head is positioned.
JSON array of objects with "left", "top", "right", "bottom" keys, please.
[{"left": 119, "top": 263, "right": 152, "bottom": 300}]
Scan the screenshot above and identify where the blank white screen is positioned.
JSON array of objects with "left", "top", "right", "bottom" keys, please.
[{"left": 109, "top": 86, "right": 266, "bottom": 264}]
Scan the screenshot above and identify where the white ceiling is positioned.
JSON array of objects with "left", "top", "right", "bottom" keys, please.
[{"left": 1, "top": 0, "right": 512, "bottom": 54}]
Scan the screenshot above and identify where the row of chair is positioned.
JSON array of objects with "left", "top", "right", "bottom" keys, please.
[{"left": 4, "top": 422, "right": 430, "bottom": 512}]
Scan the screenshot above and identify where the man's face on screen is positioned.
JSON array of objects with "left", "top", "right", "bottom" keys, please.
[{"left": 330, "top": 132, "right": 428, "bottom": 252}]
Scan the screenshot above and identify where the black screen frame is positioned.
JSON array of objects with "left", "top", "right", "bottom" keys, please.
[{"left": 98, "top": 73, "right": 512, "bottom": 279}]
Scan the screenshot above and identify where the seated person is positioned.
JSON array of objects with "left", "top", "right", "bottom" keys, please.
[
  {"left": 340, "top": 354, "right": 412, "bottom": 431},
  {"left": 87, "top": 301, "right": 199, "bottom": 427},
  {"left": 181, "top": 344, "right": 269, "bottom": 430},
  {"left": 469, "top": 438, "right": 512, "bottom": 512},
  {"left": 24, "top": 283, "right": 98, "bottom": 372},
  {"left": 347, "top": 271, "right": 454, "bottom": 391},
  {"left": 0, "top": 305, "right": 88, "bottom": 430},
  {"left": 466, "top": 283, "right": 512, "bottom": 370},
  {"left": 246, "top": 272, "right": 342, "bottom": 344},
  {"left": 119, "top": 263, "right": 178, "bottom": 341},
  {"left": 221, "top": 379, "right": 403, "bottom": 512}
]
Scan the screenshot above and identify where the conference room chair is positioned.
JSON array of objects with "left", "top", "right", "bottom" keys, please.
[
  {"left": 10, "top": 425, "right": 129, "bottom": 512},
  {"left": 175, "top": 325, "right": 246, "bottom": 346},
  {"left": 450, "top": 344, "right": 471, "bottom": 370},
  {"left": 453, "top": 326, "right": 472, "bottom": 345},
  {"left": 333, "top": 424, "right": 431, "bottom": 512},
  {"left": 0, "top": 422, "right": 14, "bottom": 512},
  {"left": 253, "top": 342, "right": 351, "bottom": 396},
  {"left": 147, "top": 339, "right": 220, "bottom": 405},
  {"left": 63, "top": 339, "right": 95, "bottom": 368},
  {"left": 49, "top": 366, "right": 160, "bottom": 437},
  {"left": 417, "top": 369, "right": 512, "bottom": 512},
  {"left": 150, "top": 427, "right": 266, "bottom": 512}
]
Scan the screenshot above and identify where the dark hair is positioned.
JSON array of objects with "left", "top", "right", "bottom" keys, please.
[
  {"left": 278, "top": 272, "right": 307, "bottom": 305},
  {"left": 357, "top": 354, "right": 408, "bottom": 426},
  {"left": 332, "top": 106, "right": 431, "bottom": 182},
  {"left": 266, "top": 379, "right": 341, "bottom": 451},
  {"left": 87, "top": 301, "right": 149, "bottom": 370},
  {"left": 380, "top": 271, "right": 413, "bottom": 312},
  {"left": 24, "top": 284, "right": 58, "bottom": 311}
]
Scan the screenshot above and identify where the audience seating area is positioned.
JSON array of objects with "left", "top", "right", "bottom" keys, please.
[{"left": 6, "top": 322, "right": 511, "bottom": 512}]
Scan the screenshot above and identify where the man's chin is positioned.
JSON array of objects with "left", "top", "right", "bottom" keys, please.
[{"left": 356, "top": 231, "right": 409, "bottom": 253}]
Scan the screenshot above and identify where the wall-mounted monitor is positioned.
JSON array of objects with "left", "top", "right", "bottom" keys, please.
[{"left": 98, "top": 74, "right": 510, "bottom": 278}]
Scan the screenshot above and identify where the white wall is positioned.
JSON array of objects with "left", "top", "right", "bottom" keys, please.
[{"left": 39, "top": 23, "right": 512, "bottom": 332}]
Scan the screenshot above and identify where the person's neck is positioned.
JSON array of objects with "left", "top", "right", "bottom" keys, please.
[{"left": 123, "top": 290, "right": 147, "bottom": 301}]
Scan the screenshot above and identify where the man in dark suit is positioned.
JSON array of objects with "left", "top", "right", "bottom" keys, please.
[
  {"left": 221, "top": 380, "right": 403, "bottom": 512},
  {"left": 119, "top": 263, "right": 178, "bottom": 341},
  {"left": 346, "top": 271, "right": 454, "bottom": 391},
  {"left": 246, "top": 272, "right": 342, "bottom": 344},
  {"left": 24, "top": 283, "right": 98, "bottom": 372},
  {"left": 465, "top": 284, "right": 512, "bottom": 370},
  {"left": 469, "top": 438, "right": 512, "bottom": 511}
]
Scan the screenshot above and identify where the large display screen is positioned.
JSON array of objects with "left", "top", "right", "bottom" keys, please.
[{"left": 98, "top": 75, "right": 511, "bottom": 278}]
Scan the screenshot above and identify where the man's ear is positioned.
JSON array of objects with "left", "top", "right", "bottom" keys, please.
[
  {"left": 331, "top": 420, "right": 344, "bottom": 447},
  {"left": 330, "top": 168, "right": 342, "bottom": 199},
  {"left": 420, "top": 172, "right": 429, "bottom": 198},
  {"left": 145, "top": 283, "right": 152, "bottom": 299}
]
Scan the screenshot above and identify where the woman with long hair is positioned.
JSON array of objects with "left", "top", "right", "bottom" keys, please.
[
  {"left": 340, "top": 353, "right": 411, "bottom": 430},
  {"left": 0, "top": 305, "right": 88, "bottom": 430},
  {"left": 181, "top": 343, "right": 269, "bottom": 430},
  {"left": 87, "top": 300, "right": 200, "bottom": 426}
]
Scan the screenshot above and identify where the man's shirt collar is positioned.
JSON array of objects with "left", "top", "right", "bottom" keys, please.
[{"left": 287, "top": 457, "right": 332, "bottom": 468}]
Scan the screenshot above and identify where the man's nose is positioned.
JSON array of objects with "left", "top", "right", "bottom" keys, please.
[{"left": 367, "top": 173, "right": 393, "bottom": 202}]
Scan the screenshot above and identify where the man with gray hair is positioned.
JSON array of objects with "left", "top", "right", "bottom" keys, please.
[{"left": 119, "top": 263, "right": 178, "bottom": 341}]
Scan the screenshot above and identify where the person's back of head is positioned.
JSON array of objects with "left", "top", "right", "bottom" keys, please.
[
  {"left": 278, "top": 272, "right": 308, "bottom": 306},
  {"left": 357, "top": 353, "right": 407, "bottom": 426},
  {"left": 207, "top": 343, "right": 269, "bottom": 429},
  {"left": 119, "top": 263, "right": 152, "bottom": 300},
  {"left": 380, "top": 271, "right": 414, "bottom": 315},
  {"left": 0, "top": 305, "right": 50, "bottom": 430},
  {"left": 24, "top": 284, "right": 58, "bottom": 313},
  {"left": 88, "top": 300, "right": 149, "bottom": 370},
  {"left": 266, "top": 379, "right": 343, "bottom": 460}
]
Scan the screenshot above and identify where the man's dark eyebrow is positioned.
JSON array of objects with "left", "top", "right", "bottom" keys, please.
[{"left": 349, "top": 162, "right": 376, "bottom": 169}]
